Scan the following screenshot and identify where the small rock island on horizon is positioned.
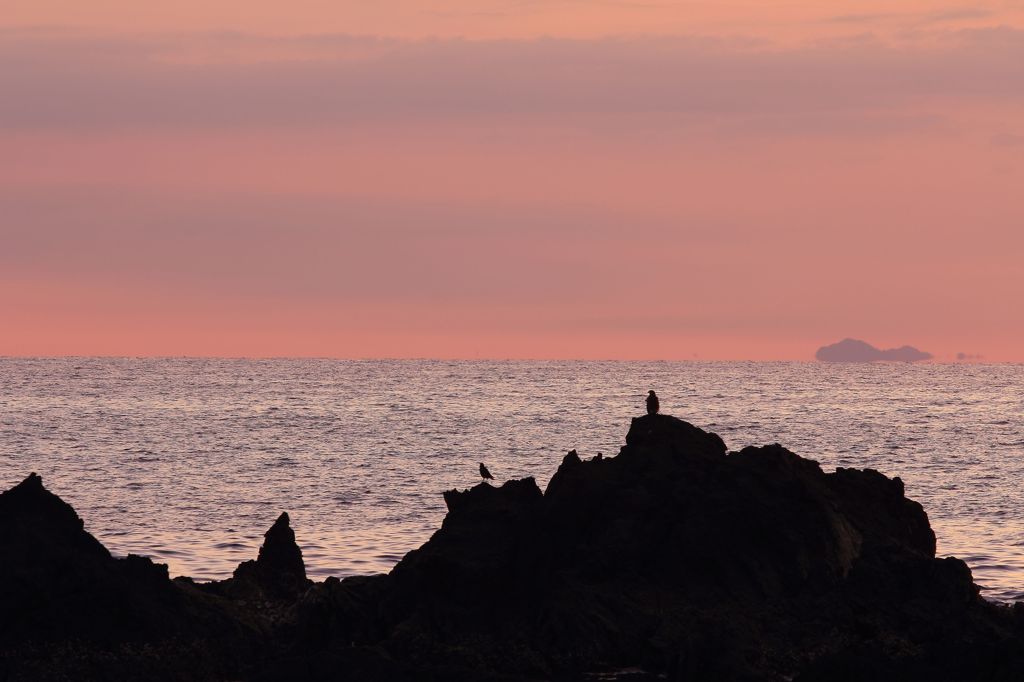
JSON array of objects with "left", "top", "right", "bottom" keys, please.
[
  {"left": 816, "top": 337, "right": 933, "bottom": 363},
  {"left": 3, "top": 413, "right": 1024, "bottom": 681}
]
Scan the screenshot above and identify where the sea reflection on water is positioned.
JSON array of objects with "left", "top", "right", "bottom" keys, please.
[{"left": 1, "top": 359, "right": 1022, "bottom": 600}]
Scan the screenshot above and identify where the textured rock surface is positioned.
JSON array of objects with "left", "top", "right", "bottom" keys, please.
[{"left": 3, "top": 415, "right": 1024, "bottom": 681}]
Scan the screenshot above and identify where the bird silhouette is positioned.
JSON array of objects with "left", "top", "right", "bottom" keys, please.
[
  {"left": 479, "top": 462, "right": 494, "bottom": 483},
  {"left": 646, "top": 390, "right": 660, "bottom": 415}
]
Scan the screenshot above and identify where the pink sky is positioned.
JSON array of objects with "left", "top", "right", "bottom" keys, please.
[{"left": 1, "top": 3, "right": 1022, "bottom": 360}]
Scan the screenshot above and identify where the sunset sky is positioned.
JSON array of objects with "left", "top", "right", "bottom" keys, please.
[{"left": 2, "top": 2, "right": 1022, "bottom": 360}]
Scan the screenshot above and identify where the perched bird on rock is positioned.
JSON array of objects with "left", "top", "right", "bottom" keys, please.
[
  {"left": 479, "top": 462, "right": 494, "bottom": 482},
  {"left": 646, "top": 390, "right": 660, "bottom": 415}
]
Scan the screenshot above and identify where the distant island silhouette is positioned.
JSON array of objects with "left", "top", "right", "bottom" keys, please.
[{"left": 816, "top": 337, "right": 933, "bottom": 363}]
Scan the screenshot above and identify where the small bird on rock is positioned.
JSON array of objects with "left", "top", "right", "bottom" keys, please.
[
  {"left": 479, "top": 462, "right": 494, "bottom": 482},
  {"left": 646, "top": 390, "right": 660, "bottom": 415}
]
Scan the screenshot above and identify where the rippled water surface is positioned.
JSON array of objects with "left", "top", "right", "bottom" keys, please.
[{"left": 1, "top": 359, "right": 1022, "bottom": 600}]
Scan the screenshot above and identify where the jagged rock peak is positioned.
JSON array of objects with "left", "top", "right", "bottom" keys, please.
[
  {"left": 624, "top": 413, "right": 727, "bottom": 456},
  {"left": 227, "top": 511, "right": 309, "bottom": 599},
  {"left": 256, "top": 512, "right": 305, "bottom": 580},
  {"left": 1, "top": 471, "right": 95, "bottom": 545},
  {"left": 442, "top": 477, "right": 543, "bottom": 515}
]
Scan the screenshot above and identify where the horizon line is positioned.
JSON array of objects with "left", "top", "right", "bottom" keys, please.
[{"left": 0, "top": 354, "right": 1014, "bottom": 365}]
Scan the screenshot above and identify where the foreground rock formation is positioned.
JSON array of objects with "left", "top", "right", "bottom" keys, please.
[{"left": 3, "top": 415, "right": 1024, "bottom": 680}]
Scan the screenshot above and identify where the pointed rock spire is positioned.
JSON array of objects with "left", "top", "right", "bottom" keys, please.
[
  {"left": 256, "top": 512, "right": 306, "bottom": 582},
  {"left": 230, "top": 511, "right": 309, "bottom": 599}
]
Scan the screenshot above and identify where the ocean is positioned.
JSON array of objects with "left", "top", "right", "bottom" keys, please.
[{"left": 1, "top": 358, "right": 1022, "bottom": 600}]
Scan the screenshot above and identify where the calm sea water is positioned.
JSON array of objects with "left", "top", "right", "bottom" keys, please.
[{"left": 1, "top": 359, "right": 1022, "bottom": 600}]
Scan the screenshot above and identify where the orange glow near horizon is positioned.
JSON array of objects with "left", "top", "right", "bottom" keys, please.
[{"left": 1, "top": 3, "right": 1022, "bottom": 360}]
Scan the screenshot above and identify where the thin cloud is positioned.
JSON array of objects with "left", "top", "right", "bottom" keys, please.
[
  {"left": 828, "top": 7, "right": 994, "bottom": 26},
  {"left": 991, "top": 132, "right": 1024, "bottom": 146},
  {"left": 0, "top": 29, "right": 1022, "bottom": 132}
]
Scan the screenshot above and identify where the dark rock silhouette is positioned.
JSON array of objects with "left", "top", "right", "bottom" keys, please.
[
  {"left": 5, "top": 416, "right": 1024, "bottom": 681},
  {"left": 222, "top": 512, "right": 310, "bottom": 600},
  {"left": 0, "top": 472, "right": 257, "bottom": 680},
  {"left": 0, "top": 472, "right": 176, "bottom": 645},
  {"left": 816, "top": 338, "right": 933, "bottom": 363}
]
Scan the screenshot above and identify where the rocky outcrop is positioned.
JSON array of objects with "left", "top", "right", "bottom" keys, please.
[
  {"left": 223, "top": 512, "right": 310, "bottom": 600},
  {"left": 3, "top": 416, "right": 1024, "bottom": 681},
  {"left": 0, "top": 472, "right": 177, "bottom": 644},
  {"left": 369, "top": 415, "right": 1006, "bottom": 680},
  {"left": 0, "top": 472, "right": 258, "bottom": 680}
]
